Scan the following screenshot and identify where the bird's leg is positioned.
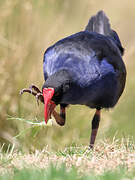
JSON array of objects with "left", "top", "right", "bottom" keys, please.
[
  {"left": 89, "top": 109, "right": 101, "bottom": 149},
  {"left": 52, "top": 105, "right": 66, "bottom": 126}
]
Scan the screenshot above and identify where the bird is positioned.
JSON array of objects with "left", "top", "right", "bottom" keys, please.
[{"left": 20, "top": 11, "right": 126, "bottom": 148}]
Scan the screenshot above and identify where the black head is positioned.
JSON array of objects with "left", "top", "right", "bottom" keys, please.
[{"left": 42, "top": 69, "right": 73, "bottom": 105}]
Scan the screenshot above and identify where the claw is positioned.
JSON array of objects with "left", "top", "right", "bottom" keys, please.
[
  {"left": 36, "top": 93, "right": 40, "bottom": 106},
  {"left": 36, "top": 96, "right": 39, "bottom": 106},
  {"left": 19, "top": 89, "right": 23, "bottom": 95},
  {"left": 19, "top": 88, "right": 37, "bottom": 96},
  {"left": 29, "top": 84, "right": 42, "bottom": 94},
  {"left": 36, "top": 93, "right": 44, "bottom": 104}
]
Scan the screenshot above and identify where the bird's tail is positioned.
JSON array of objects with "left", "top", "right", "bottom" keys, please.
[
  {"left": 85, "top": 11, "right": 111, "bottom": 36},
  {"left": 85, "top": 11, "right": 124, "bottom": 55}
]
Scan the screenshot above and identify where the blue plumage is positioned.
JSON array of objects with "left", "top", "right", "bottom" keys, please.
[
  {"left": 42, "top": 11, "right": 127, "bottom": 148},
  {"left": 43, "top": 30, "right": 126, "bottom": 109}
]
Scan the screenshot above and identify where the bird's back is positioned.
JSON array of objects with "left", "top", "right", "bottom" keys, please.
[{"left": 44, "top": 32, "right": 123, "bottom": 79}]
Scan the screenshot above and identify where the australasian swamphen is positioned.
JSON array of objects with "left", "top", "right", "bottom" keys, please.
[{"left": 20, "top": 11, "right": 126, "bottom": 148}]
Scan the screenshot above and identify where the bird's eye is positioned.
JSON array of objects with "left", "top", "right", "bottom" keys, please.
[{"left": 55, "top": 92, "right": 59, "bottom": 96}]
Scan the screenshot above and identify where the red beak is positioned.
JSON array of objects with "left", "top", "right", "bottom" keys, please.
[{"left": 43, "top": 88, "right": 56, "bottom": 124}]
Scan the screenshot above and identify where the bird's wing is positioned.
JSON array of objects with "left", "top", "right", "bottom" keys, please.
[{"left": 43, "top": 31, "right": 124, "bottom": 86}]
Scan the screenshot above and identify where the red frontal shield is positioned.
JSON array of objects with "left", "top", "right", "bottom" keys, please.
[{"left": 43, "top": 88, "right": 56, "bottom": 123}]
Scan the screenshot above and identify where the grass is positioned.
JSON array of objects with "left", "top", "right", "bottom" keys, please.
[
  {"left": 0, "top": 139, "right": 135, "bottom": 179},
  {"left": 0, "top": 1, "right": 135, "bottom": 179},
  {"left": 0, "top": 0, "right": 135, "bottom": 155},
  {"left": 0, "top": 165, "right": 135, "bottom": 180}
]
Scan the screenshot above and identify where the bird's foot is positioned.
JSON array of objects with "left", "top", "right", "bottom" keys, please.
[
  {"left": 36, "top": 93, "right": 44, "bottom": 105},
  {"left": 20, "top": 85, "right": 66, "bottom": 126},
  {"left": 29, "top": 84, "right": 42, "bottom": 94},
  {"left": 88, "top": 144, "right": 94, "bottom": 150},
  {"left": 20, "top": 84, "right": 44, "bottom": 104}
]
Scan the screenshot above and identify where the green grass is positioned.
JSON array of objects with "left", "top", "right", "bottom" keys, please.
[{"left": 0, "top": 164, "right": 135, "bottom": 180}]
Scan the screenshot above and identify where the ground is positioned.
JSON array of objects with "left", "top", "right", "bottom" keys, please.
[{"left": 0, "top": 139, "right": 135, "bottom": 179}]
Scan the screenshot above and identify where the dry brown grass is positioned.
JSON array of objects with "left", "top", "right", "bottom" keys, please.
[
  {"left": 0, "top": 138, "right": 135, "bottom": 175},
  {"left": 0, "top": 0, "right": 135, "bottom": 152}
]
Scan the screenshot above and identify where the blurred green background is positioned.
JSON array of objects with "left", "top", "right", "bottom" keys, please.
[{"left": 0, "top": 0, "right": 135, "bottom": 151}]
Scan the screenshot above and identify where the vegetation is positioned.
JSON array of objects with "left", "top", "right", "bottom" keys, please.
[
  {"left": 0, "top": 139, "right": 135, "bottom": 179},
  {"left": 0, "top": 1, "right": 135, "bottom": 179},
  {"left": 0, "top": 0, "right": 135, "bottom": 151},
  {"left": 0, "top": 165, "right": 135, "bottom": 180}
]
